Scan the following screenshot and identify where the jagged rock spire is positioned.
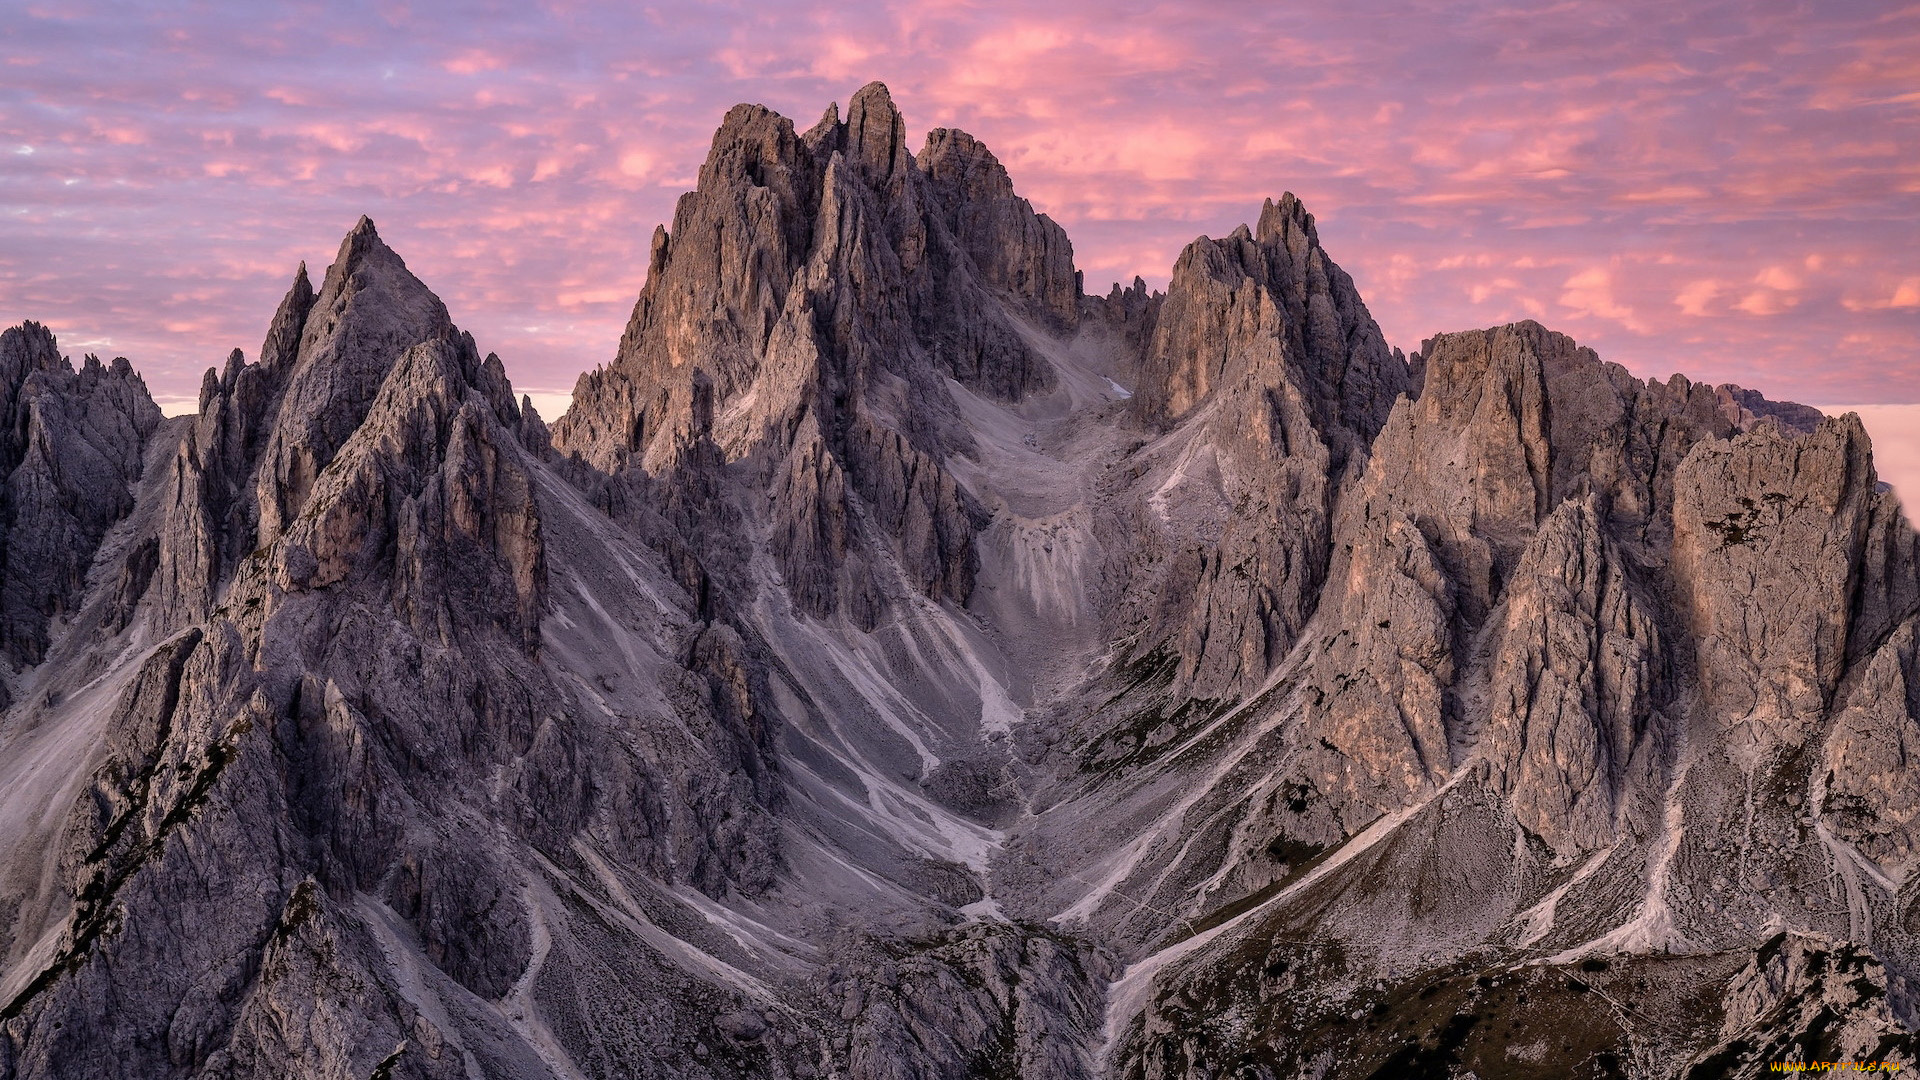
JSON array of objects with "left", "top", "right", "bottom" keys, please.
[
  {"left": 844, "top": 81, "right": 910, "bottom": 184},
  {"left": 553, "top": 82, "right": 1085, "bottom": 625},
  {"left": 253, "top": 215, "right": 455, "bottom": 540},
  {"left": 0, "top": 322, "right": 160, "bottom": 672},
  {"left": 1135, "top": 191, "right": 1406, "bottom": 467}
]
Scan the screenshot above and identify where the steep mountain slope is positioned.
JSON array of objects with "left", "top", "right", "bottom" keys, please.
[{"left": 3, "top": 83, "right": 1917, "bottom": 1080}]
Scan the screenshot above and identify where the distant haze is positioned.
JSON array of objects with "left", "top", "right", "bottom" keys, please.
[
  {"left": 1820, "top": 405, "right": 1920, "bottom": 519},
  {"left": 5, "top": 2, "right": 1916, "bottom": 410}
]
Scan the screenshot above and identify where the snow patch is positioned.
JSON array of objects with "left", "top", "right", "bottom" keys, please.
[
  {"left": 1543, "top": 761, "right": 1693, "bottom": 963},
  {"left": 570, "top": 843, "right": 775, "bottom": 1000},
  {"left": 1512, "top": 844, "right": 1617, "bottom": 949},
  {"left": 1099, "top": 772, "right": 1467, "bottom": 1062},
  {"left": 960, "top": 896, "right": 1010, "bottom": 923}
]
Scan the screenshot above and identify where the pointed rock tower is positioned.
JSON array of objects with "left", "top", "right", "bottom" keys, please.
[{"left": 554, "top": 81, "right": 1081, "bottom": 628}]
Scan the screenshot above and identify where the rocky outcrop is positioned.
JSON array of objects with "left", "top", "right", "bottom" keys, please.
[
  {"left": 1388, "top": 323, "right": 1764, "bottom": 578},
  {"left": 1482, "top": 496, "right": 1664, "bottom": 858},
  {"left": 1687, "top": 934, "right": 1918, "bottom": 1075},
  {"left": 1055, "top": 305, "right": 1920, "bottom": 1075},
  {"left": 1715, "top": 384, "right": 1827, "bottom": 435},
  {"left": 918, "top": 127, "right": 1080, "bottom": 330},
  {"left": 834, "top": 925, "right": 1113, "bottom": 1080},
  {"left": 554, "top": 82, "right": 1070, "bottom": 472},
  {"left": 1107, "top": 373, "right": 1336, "bottom": 699},
  {"left": 1672, "top": 415, "right": 1892, "bottom": 758},
  {"left": 153, "top": 221, "right": 459, "bottom": 623},
  {"left": 272, "top": 334, "right": 543, "bottom": 646},
  {"left": 1822, "top": 619, "right": 1920, "bottom": 873},
  {"left": 1135, "top": 194, "right": 1405, "bottom": 467},
  {"left": 255, "top": 217, "right": 458, "bottom": 543},
  {"left": 1104, "top": 197, "right": 1408, "bottom": 701},
  {"left": 0, "top": 323, "right": 162, "bottom": 675},
  {"left": 1086, "top": 276, "right": 1160, "bottom": 359}
]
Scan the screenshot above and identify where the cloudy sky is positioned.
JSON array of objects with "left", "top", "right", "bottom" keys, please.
[{"left": 3, "top": 1, "right": 1916, "bottom": 494}]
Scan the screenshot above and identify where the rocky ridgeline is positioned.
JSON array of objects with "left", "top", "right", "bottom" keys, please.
[
  {"left": 0, "top": 324, "right": 161, "bottom": 677},
  {"left": 1, "top": 82, "right": 1916, "bottom": 1079}
]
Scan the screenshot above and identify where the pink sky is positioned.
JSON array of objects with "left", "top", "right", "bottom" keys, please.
[{"left": 3, "top": 2, "right": 1916, "bottom": 426}]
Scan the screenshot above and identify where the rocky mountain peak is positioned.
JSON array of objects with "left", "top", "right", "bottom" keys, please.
[
  {"left": 557, "top": 83, "right": 1077, "bottom": 466},
  {"left": 253, "top": 215, "right": 454, "bottom": 539},
  {"left": 344, "top": 212, "right": 379, "bottom": 249},
  {"left": 550, "top": 85, "right": 1093, "bottom": 624},
  {"left": 0, "top": 322, "right": 160, "bottom": 676},
  {"left": 151, "top": 218, "right": 489, "bottom": 625},
  {"left": 844, "top": 80, "right": 910, "bottom": 184},
  {"left": 1094, "top": 192, "right": 1411, "bottom": 700},
  {"left": 1254, "top": 191, "right": 1316, "bottom": 249},
  {"left": 0, "top": 322, "right": 64, "bottom": 383},
  {"left": 919, "top": 126, "right": 1080, "bottom": 329},
  {"left": 806, "top": 100, "right": 840, "bottom": 139},
  {"left": 1134, "top": 190, "right": 1405, "bottom": 469},
  {"left": 918, "top": 128, "right": 1015, "bottom": 200},
  {"left": 254, "top": 261, "right": 315, "bottom": 380}
]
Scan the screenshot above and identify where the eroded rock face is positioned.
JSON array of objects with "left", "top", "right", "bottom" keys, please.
[
  {"left": 552, "top": 82, "right": 1080, "bottom": 629},
  {"left": 918, "top": 127, "right": 1080, "bottom": 330},
  {"left": 1, "top": 225, "right": 792, "bottom": 1079},
  {"left": 1101, "top": 195, "right": 1408, "bottom": 702},
  {"left": 1673, "top": 415, "right": 1887, "bottom": 758},
  {"left": 1823, "top": 619, "right": 1920, "bottom": 872},
  {"left": 0, "top": 323, "right": 162, "bottom": 675},
  {"left": 1135, "top": 194, "right": 1404, "bottom": 467},
  {"left": 255, "top": 217, "right": 458, "bottom": 543},
  {"left": 1693, "top": 933, "right": 1917, "bottom": 1075},
  {"left": 835, "top": 924, "right": 1113, "bottom": 1080},
  {"left": 1030, "top": 307, "right": 1919, "bottom": 1074},
  {"left": 1482, "top": 497, "right": 1663, "bottom": 858},
  {"left": 5, "top": 82, "right": 1920, "bottom": 1080}
]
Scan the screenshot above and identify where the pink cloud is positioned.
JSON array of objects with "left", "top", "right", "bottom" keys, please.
[
  {"left": 0, "top": 0, "right": 1914, "bottom": 410},
  {"left": 443, "top": 49, "right": 508, "bottom": 76}
]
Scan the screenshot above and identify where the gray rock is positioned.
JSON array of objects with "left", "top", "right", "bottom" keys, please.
[
  {"left": 0, "top": 323, "right": 162, "bottom": 675},
  {"left": 5, "top": 84, "right": 1919, "bottom": 1080},
  {"left": 918, "top": 127, "right": 1080, "bottom": 330},
  {"left": 1482, "top": 496, "right": 1662, "bottom": 858}
]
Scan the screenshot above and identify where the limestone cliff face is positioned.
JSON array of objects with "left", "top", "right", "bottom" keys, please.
[
  {"left": 154, "top": 220, "right": 481, "bottom": 621},
  {"left": 0, "top": 323, "right": 161, "bottom": 677},
  {"left": 551, "top": 83, "right": 1077, "bottom": 627},
  {"left": 6, "top": 82, "right": 1920, "bottom": 1080},
  {"left": 1135, "top": 194, "right": 1404, "bottom": 466},
  {"left": 1823, "top": 617, "right": 1920, "bottom": 874},
  {"left": 1102, "top": 195, "right": 1409, "bottom": 703},
  {"left": 1098, "top": 329, "right": 1920, "bottom": 1073},
  {"left": 1672, "top": 415, "right": 1892, "bottom": 757},
  {"left": 917, "top": 127, "right": 1080, "bottom": 330},
  {"left": 1482, "top": 496, "right": 1663, "bottom": 858}
]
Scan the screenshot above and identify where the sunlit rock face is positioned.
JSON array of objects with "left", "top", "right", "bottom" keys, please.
[{"left": 3, "top": 83, "right": 1917, "bottom": 1079}]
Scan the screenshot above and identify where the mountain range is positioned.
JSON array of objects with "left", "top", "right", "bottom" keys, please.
[{"left": 2, "top": 82, "right": 1917, "bottom": 1079}]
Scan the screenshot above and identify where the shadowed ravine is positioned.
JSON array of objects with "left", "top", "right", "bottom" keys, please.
[{"left": 2, "top": 82, "right": 1917, "bottom": 1080}]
